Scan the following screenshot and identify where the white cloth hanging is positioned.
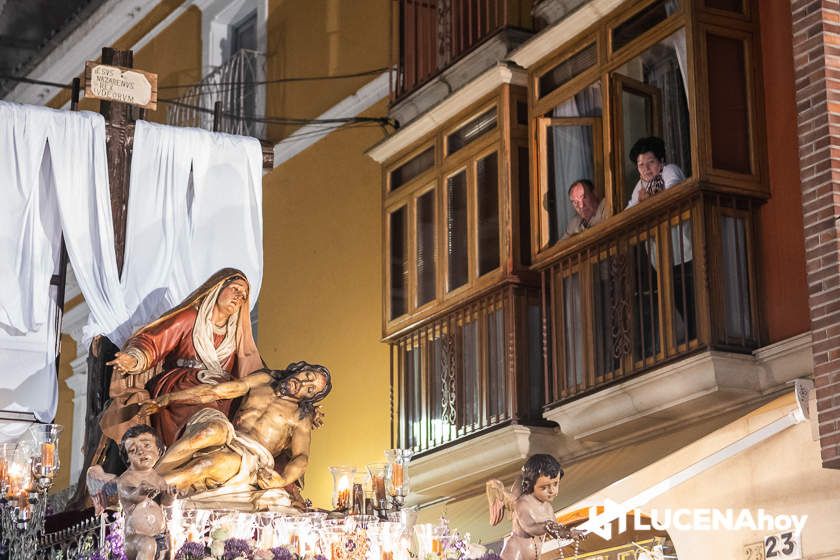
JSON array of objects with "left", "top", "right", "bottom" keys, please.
[
  {"left": 0, "top": 101, "right": 120, "bottom": 432},
  {"left": 115, "top": 120, "right": 263, "bottom": 345}
]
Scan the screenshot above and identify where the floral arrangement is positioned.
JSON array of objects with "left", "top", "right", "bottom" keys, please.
[{"left": 90, "top": 512, "right": 127, "bottom": 560}]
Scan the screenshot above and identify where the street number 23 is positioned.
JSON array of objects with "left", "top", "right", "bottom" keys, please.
[{"left": 765, "top": 532, "right": 797, "bottom": 558}]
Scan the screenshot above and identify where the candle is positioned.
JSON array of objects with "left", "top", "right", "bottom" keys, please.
[
  {"left": 289, "top": 534, "right": 300, "bottom": 555},
  {"left": 0, "top": 458, "right": 7, "bottom": 490},
  {"left": 373, "top": 475, "right": 386, "bottom": 502},
  {"left": 382, "top": 552, "right": 394, "bottom": 560},
  {"left": 391, "top": 464, "right": 404, "bottom": 489},
  {"left": 41, "top": 443, "right": 55, "bottom": 469},
  {"left": 432, "top": 539, "right": 443, "bottom": 555},
  {"left": 337, "top": 475, "right": 351, "bottom": 510}
]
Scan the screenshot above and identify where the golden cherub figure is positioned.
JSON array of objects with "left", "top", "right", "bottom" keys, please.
[{"left": 486, "top": 454, "right": 585, "bottom": 560}]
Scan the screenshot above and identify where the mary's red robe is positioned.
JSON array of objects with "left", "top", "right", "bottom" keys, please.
[{"left": 128, "top": 306, "right": 237, "bottom": 447}]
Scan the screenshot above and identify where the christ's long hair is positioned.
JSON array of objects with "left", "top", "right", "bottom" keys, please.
[{"left": 258, "top": 361, "right": 332, "bottom": 420}]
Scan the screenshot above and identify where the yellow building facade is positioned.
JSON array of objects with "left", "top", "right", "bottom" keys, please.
[{"left": 7, "top": 0, "right": 840, "bottom": 558}]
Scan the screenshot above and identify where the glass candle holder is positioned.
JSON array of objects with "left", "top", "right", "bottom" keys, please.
[
  {"left": 27, "top": 424, "right": 62, "bottom": 488},
  {"left": 351, "top": 471, "right": 370, "bottom": 515},
  {"left": 0, "top": 442, "right": 16, "bottom": 497},
  {"left": 384, "top": 449, "right": 413, "bottom": 502},
  {"left": 367, "top": 463, "right": 388, "bottom": 510},
  {"left": 329, "top": 466, "right": 356, "bottom": 511}
]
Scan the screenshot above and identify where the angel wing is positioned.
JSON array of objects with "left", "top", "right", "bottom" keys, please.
[
  {"left": 486, "top": 479, "right": 515, "bottom": 527},
  {"left": 86, "top": 465, "right": 118, "bottom": 514}
]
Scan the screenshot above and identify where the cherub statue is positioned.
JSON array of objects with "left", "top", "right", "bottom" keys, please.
[
  {"left": 88, "top": 425, "right": 176, "bottom": 560},
  {"left": 486, "top": 454, "right": 584, "bottom": 560}
]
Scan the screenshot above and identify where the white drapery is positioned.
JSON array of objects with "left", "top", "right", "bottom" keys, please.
[
  {"left": 0, "top": 102, "right": 118, "bottom": 433},
  {"left": 117, "top": 120, "right": 263, "bottom": 345},
  {"left": 0, "top": 103, "right": 264, "bottom": 433}
]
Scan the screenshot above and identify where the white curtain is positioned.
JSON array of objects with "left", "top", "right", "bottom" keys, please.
[
  {"left": 550, "top": 83, "right": 602, "bottom": 237},
  {"left": 116, "top": 120, "right": 263, "bottom": 345},
  {"left": 0, "top": 102, "right": 119, "bottom": 433}
]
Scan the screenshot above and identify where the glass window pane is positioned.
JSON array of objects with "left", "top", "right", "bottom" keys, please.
[
  {"left": 545, "top": 83, "right": 602, "bottom": 245},
  {"left": 428, "top": 337, "right": 445, "bottom": 444},
  {"left": 518, "top": 147, "right": 532, "bottom": 266},
  {"left": 613, "top": 28, "right": 692, "bottom": 207},
  {"left": 447, "top": 170, "right": 469, "bottom": 291},
  {"left": 632, "top": 235, "right": 661, "bottom": 360},
  {"left": 416, "top": 190, "right": 436, "bottom": 306},
  {"left": 477, "top": 152, "right": 500, "bottom": 276},
  {"left": 403, "top": 345, "right": 421, "bottom": 449},
  {"left": 390, "top": 146, "right": 434, "bottom": 191},
  {"left": 486, "top": 307, "right": 505, "bottom": 419},
  {"left": 547, "top": 124, "right": 597, "bottom": 243},
  {"left": 562, "top": 272, "right": 584, "bottom": 388},
  {"left": 592, "top": 258, "right": 618, "bottom": 376},
  {"left": 460, "top": 319, "right": 479, "bottom": 428},
  {"left": 390, "top": 207, "right": 407, "bottom": 319},
  {"left": 516, "top": 101, "right": 528, "bottom": 126},
  {"left": 721, "top": 215, "right": 753, "bottom": 339},
  {"left": 705, "top": 0, "right": 743, "bottom": 13},
  {"left": 621, "top": 88, "right": 654, "bottom": 205},
  {"left": 670, "top": 217, "right": 696, "bottom": 344},
  {"left": 539, "top": 43, "right": 597, "bottom": 98},
  {"left": 612, "top": 0, "right": 680, "bottom": 52},
  {"left": 447, "top": 108, "right": 497, "bottom": 155},
  {"left": 707, "top": 34, "right": 751, "bottom": 174}
]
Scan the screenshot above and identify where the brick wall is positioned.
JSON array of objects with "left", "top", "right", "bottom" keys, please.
[{"left": 791, "top": 0, "right": 840, "bottom": 469}]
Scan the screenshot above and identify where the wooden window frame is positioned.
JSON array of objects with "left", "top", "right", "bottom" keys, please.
[
  {"left": 527, "top": 0, "right": 765, "bottom": 268},
  {"left": 535, "top": 116, "right": 605, "bottom": 251},
  {"left": 383, "top": 89, "right": 526, "bottom": 337},
  {"left": 610, "top": 73, "right": 663, "bottom": 207}
]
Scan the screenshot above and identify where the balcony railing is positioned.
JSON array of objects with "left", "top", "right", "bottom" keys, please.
[
  {"left": 542, "top": 184, "right": 761, "bottom": 407},
  {"left": 395, "top": 0, "right": 533, "bottom": 100},
  {"left": 167, "top": 49, "right": 265, "bottom": 138},
  {"left": 390, "top": 284, "right": 542, "bottom": 454}
]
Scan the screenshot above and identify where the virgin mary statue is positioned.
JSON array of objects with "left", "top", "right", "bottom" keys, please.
[{"left": 104, "top": 268, "right": 264, "bottom": 446}]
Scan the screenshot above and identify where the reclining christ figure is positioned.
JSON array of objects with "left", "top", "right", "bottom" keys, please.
[{"left": 138, "top": 361, "right": 331, "bottom": 509}]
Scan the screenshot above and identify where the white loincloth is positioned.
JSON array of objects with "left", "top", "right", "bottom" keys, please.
[{"left": 178, "top": 408, "right": 290, "bottom": 510}]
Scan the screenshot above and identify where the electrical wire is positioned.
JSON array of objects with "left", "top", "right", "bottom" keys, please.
[
  {"left": 0, "top": 73, "right": 399, "bottom": 130},
  {"left": 156, "top": 66, "right": 390, "bottom": 91}
]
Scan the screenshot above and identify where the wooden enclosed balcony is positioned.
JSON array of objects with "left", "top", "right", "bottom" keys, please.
[
  {"left": 541, "top": 183, "right": 762, "bottom": 412},
  {"left": 395, "top": 0, "right": 533, "bottom": 101},
  {"left": 389, "top": 283, "right": 542, "bottom": 455}
]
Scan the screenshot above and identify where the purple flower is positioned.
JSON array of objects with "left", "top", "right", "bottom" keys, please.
[
  {"left": 223, "top": 538, "right": 254, "bottom": 560},
  {"left": 269, "top": 546, "right": 295, "bottom": 560},
  {"left": 313, "top": 555, "right": 328, "bottom": 560},
  {"left": 176, "top": 541, "right": 209, "bottom": 560}
]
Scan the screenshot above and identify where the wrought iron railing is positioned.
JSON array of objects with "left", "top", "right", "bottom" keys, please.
[
  {"left": 541, "top": 185, "right": 761, "bottom": 407},
  {"left": 37, "top": 513, "right": 116, "bottom": 560},
  {"left": 167, "top": 49, "right": 265, "bottom": 138},
  {"left": 395, "top": 0, "right": 533, "bottom": 100},
  {"left": 390, "top": 284, "right": 542, "bottom": 454}
]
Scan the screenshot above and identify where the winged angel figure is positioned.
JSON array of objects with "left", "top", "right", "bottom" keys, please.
[
  {"left": 87, "top": 425, "right": 176, "bottom": 560},
  {"left": 486, "top": 454, "right": 584, "bottom": 560}
]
